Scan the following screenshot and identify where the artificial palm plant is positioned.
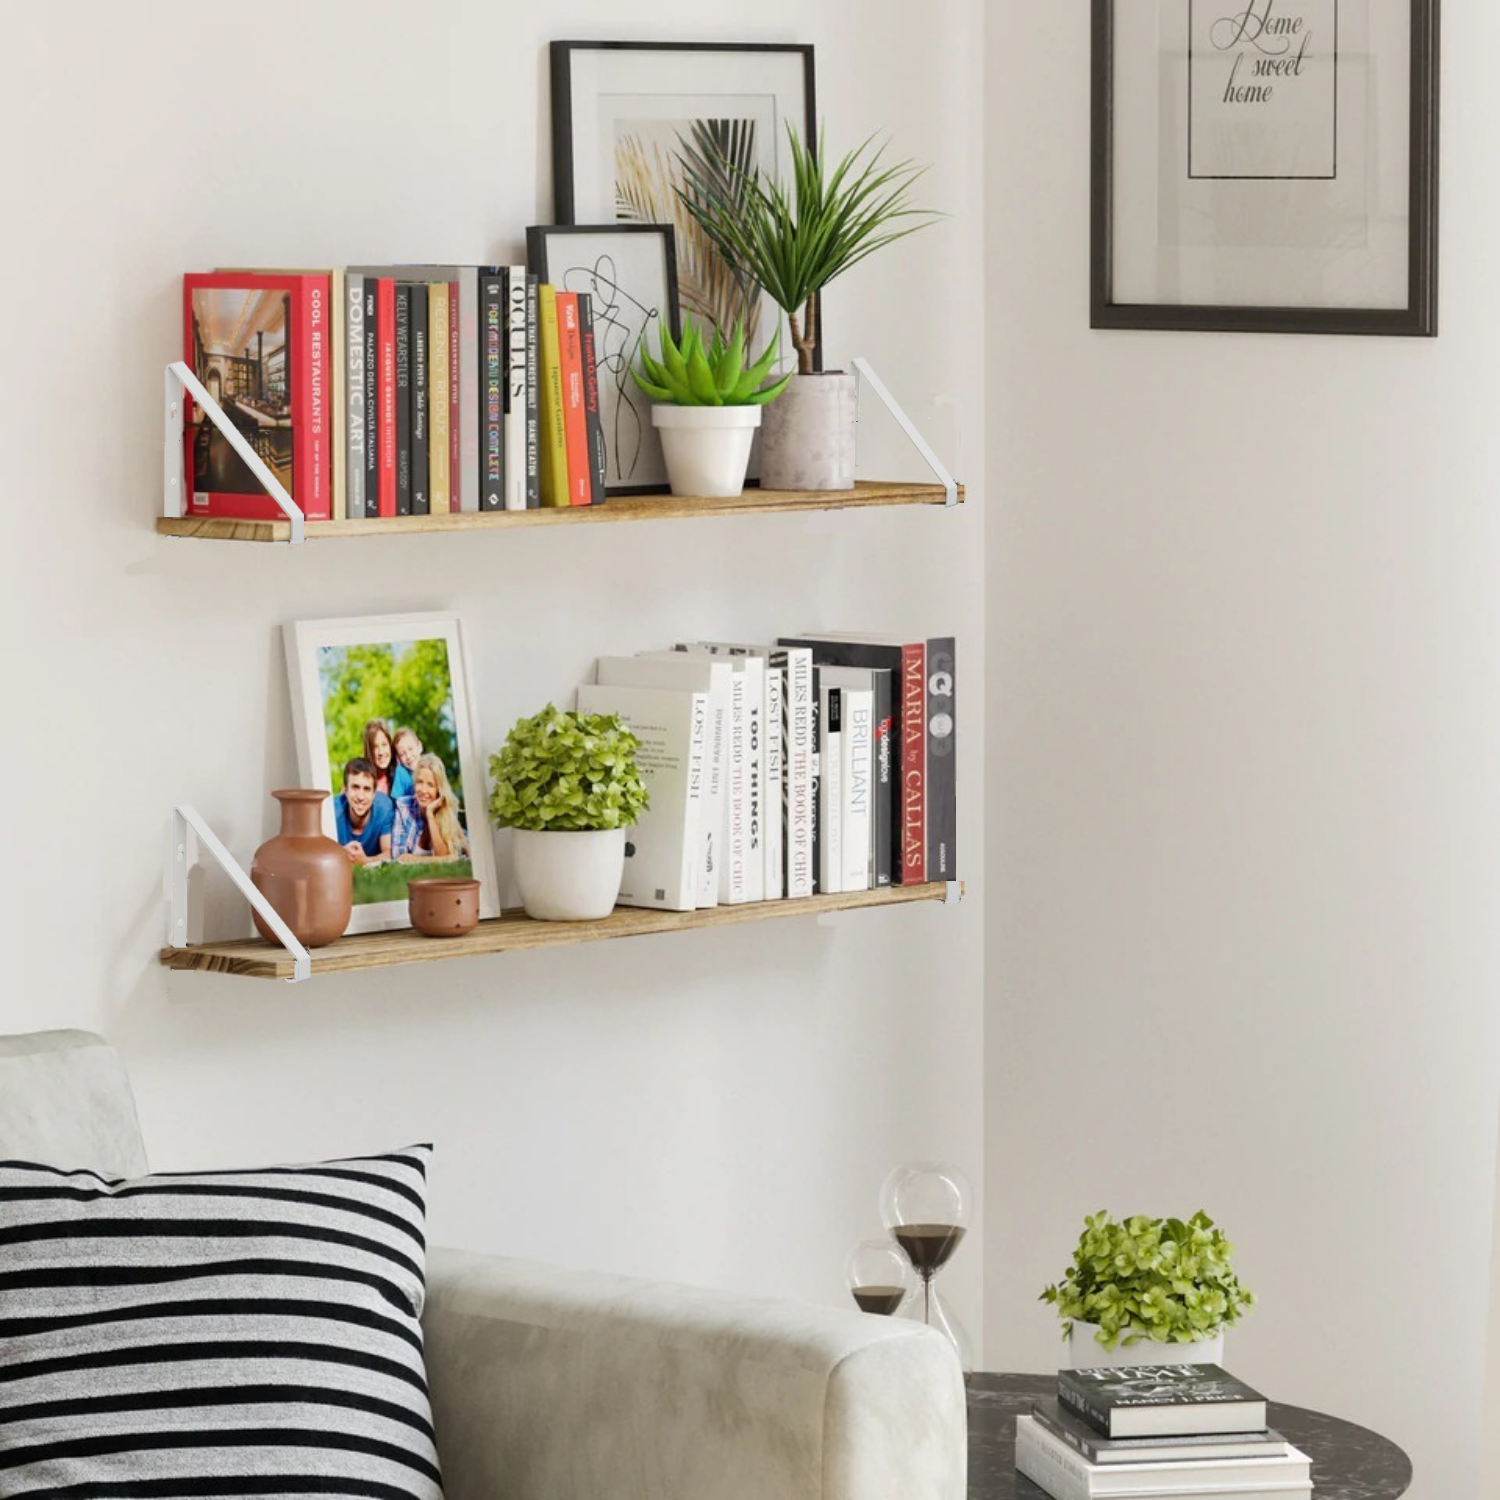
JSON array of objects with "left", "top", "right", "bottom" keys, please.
[{"left": 674, "top": 124, "right": 941, "bottom": 375}]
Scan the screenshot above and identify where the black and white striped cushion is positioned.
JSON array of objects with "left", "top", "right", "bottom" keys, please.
[{"left": 0, "top": 1147, "right": 442, "bottom": 1499}]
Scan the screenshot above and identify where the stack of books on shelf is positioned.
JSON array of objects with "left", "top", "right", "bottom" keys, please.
[
  {"left": 1017, "top": 1365, "right": 1311, "bottom": 1500},
  {"left": 574, "top": 632, "right": 958, "bottom": 912},
  {"left": 180, "top": 263, "right": 609, "bottom": 523}
]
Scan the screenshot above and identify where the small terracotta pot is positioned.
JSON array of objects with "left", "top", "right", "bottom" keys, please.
[
  {"left": 408, "top": 877, "right": 481, "bottom": 937},
  {"left": 251, "top": 789, "right": 352, "bottom": 948}
]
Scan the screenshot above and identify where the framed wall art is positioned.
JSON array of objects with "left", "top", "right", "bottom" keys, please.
[{"left": 1092, "top": 0, "right": 1439, "bottom": 335}]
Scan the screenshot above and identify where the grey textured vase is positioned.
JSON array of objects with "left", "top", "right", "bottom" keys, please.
[{"left": 759, "top": 372, "right": 857, "bottom": 491}]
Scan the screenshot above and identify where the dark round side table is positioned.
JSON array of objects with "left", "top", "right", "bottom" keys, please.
[{"left": 967, "top": 1374, "right": 1412, "bottom": 1500}]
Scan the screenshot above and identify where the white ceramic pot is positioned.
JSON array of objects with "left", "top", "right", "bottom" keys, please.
[
  {"left": 652, "top": 404, "right": 761, "bottom": 498},
  {"left": 512, "top": 827, "right": 626, "bottom": 922},
  {"left": 758, "top": 371, "right": 857, "bottom": 491},
  {"left": 1065, "top": 1324, "right": 1225, "bottom": 1372}
]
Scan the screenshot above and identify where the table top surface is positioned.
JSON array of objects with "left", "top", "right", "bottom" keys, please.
[{"left": 967, "top": 1373, "right": 1412, "bottom": 1500}]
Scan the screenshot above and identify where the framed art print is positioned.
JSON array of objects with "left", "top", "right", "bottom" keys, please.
[
  {"left": 550, "top": 40, "right": 815, "bottom": 349},
  {"left": 284, "top": 613, "right": 499, "bottom": 934},
  {"left": 527, "top": 223, "right": 680, "bottom": 495},
  {"left": 1092, "top": 0, "right": 1439, "bottom": 335}
]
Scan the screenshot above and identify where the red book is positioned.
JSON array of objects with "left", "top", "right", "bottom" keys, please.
[
  {"left": 555, "top": 292, "right": 591, "bottom": 505},
  {"left": 375, "top": 278, "right": 397, "bottom": 518},
  {"left": 181, "top": 273, "right": 330, "bottom": 522},
  {"left": 447, "top": 282, "right": 461, "bottom": 514},
  {"left": 900, "top": 643, "right": 927, "bottom": 884}
]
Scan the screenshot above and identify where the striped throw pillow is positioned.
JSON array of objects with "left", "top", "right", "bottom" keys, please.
[{"left": 0, "top": 1147, "right": 442, "bottom": 1499}]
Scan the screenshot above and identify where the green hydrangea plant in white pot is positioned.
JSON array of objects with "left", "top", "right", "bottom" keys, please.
[
  {"left": 488, "top": 705, "right": 649, "bottom": 922},
  {"left": 1040, "top": 1212, "right": 1255, "bottom": 1371}
]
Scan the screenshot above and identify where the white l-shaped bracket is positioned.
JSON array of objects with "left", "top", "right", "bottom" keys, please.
[
  {"left": 849, "top": 357, "right": 959, "bottom": 508},
  {"left": 164, "top": 361, "right": 305, "bottom": 544},
  {"left": 166, "top": 806, "right": 311, "bottom": 983}
]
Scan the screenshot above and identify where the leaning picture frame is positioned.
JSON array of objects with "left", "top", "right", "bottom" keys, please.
[
  {"left": 284, "top": 612, "right": 499, "bottom": 935},
  {"left": 1091, "top": 0, "right": 1439, "bottom": 336}
]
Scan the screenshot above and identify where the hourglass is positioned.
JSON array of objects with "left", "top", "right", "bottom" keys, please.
[
  {"left": 880, "top": 1161, "right": 974, "bottom": 1369},
  {"left": 845, "top": 1238, "right": 914, "bottom": 1316}
]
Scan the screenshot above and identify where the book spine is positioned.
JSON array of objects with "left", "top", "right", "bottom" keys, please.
[
  {"left": 762, "top": 660, "right": 784, "bottom": 901},
  {"left": 901, "top": 643, "right": 927, "bottom": 883},
  {"left": 345, "top": 274, "right": 366, "bottom": 522},
  {"left": 724, "top": 668, "right": 748, "bottom": 904},
  {"left": 537, "top": 286, "right": 570, "bottom": 508},
  {"left": 480, "top": 272, "right": 506, "bottom": 510},
  {"left": 301, "top": 276, "right": 330, "bottom": 522},
  {"left": 1055, "top": 1377, "right": 1112, "bottom": 1436},
  {"left": 504, "top": 267, "right": 527, "bottom": 511},
  {"left": 376, "top": 278, "right": 396, "bottom": 517},
  {"left": 926, "top": 637, "right": 957, "bottom": 881},
  {"left": 524, "top": 275, "right": 541, "bottom": 508},
  {"left": 684, "top": 694, "right": 709, "bottom": 910},
  {"left": 784, "top": 650, "right": 814, "bottom": 899},
  {"left": 457, "top": 271, "right": 480, "bottom": 512},
  {"left": 410, "top": 285, "right": 429, "bottom": 515},
  {"left": 871, "top": 670, "right": 894, "bottom": 888},
  {"left": 447, "top": 283, "right": 461, "bottom": 514},
  {"left": 742, "top": 661, "right": 765, "bottom": 903},
  {"left": 555, "top": 292, "right": 590, "bottom": 505},
  {"left": 1015, "top": 1422, "right": 1091, "bottom": 1500},
  {"left": 577, "top": 294, "right": 608, "bottom": 505},
  {"left": 1028, "top": 1405, "right": 1100, "bottom": 1463},
  {"left": 809, "top": 667, "right": 821, "bottom": 894},
  {"left": 394, "top": 283, "right": 412, "bottom": 516},
  {"left": 820, "top": 686, "right": 843, "bottom": 895},
  {"left": 428, "top": 282, "right": 450, "bottom": 514},
  {"left": 329, "top": 271, "right": 346, "bottom": 521},
  {"left": 363, "top": 282, "right": 380, "bottom": 517},
  {"left": 842, "top": 689, "right": 873, "bottom": 892},
  {"left": 701, "top": 694, "right": 725, "bottom": 908}
]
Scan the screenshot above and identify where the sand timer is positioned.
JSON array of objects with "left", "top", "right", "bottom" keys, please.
[{"left": 879, "top": 1161, "right": 974, "bottom": 1368}]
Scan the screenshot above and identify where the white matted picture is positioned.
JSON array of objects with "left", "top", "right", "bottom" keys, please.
[{"left": 284, "top": 613, "right": 498, "bottom": 934}]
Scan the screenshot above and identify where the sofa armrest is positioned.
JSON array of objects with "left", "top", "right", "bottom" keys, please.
[{"left": 423, "top": 1247, "right": 967, "bottom": 1500}]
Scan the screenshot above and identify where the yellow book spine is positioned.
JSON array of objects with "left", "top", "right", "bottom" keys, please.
[
  {"left": 537, "top": 284, "right": 570, "bottom": 509},
  {"left": 428, "top": 283, "right": 451, "bottom": 515},
  {"left": 329, "top": 269, "right": 346, "bottom": 521}
]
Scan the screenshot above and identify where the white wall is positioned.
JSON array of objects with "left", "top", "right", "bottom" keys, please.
[
  {"left": 987, "top": 8, "right": 1500, "bottom": 1499},
  {"left": 0, "top": 0, "right": 985, "bottom": 1342}
]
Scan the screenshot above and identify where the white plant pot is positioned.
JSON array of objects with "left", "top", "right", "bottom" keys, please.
[
  {"left": 758, "top": 371, "right": 857, "bottom": 491},
  {"left": 1065, "top": 1323, "right": 1225, "bottom": 1372},
  {"left": 512, "top": 827, "right": 626, "bottom": 922},
  {"left": 652, "top": 404, "right": 761, "bottom": 498}
]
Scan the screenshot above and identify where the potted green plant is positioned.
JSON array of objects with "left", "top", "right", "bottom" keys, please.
[
  {"left": 488, "top": 704, "right": 649, "bottom": 922},
  {"left": 632, "top": 314, "right": 790, "bottom": 498},
  {"left": 675, "top": 124, "right": 941, "bottom": 491},
  {"left": 1040, "top": 1212, "right": 1255, "bottom": 1371}
]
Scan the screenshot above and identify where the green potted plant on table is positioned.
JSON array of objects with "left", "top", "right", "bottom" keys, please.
[
  {"left": 1040, "top": 1212, "right": 1255, "bottom": 1371},
  {"left": 676, "top": 124, "right": 941, "bottom": 492},
  {"left": 632, "top": 314, "right": 790, "bottom": 498},
  {"left": 488, "top": 704, "right": 649, "bottom": 922}
]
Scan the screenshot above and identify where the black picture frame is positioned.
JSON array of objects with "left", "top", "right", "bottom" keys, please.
[
  {"left": 1091, "top": 0, "right": 1440, "bottom": 337},
  {"left": 527, "top": 221, "right": 683, "bottom": 497}
]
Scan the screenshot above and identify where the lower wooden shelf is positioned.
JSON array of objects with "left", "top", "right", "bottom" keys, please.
[{"left": 159, "top": 881, "right": 962, "bottom": 981}]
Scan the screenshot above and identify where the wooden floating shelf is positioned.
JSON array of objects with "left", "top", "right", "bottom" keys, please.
[
  {"left": 159, "top": 881, "right": 961, "bottom": 981},
  {"left": 156, "top": 480, "right": 963, "bottom": 543}
]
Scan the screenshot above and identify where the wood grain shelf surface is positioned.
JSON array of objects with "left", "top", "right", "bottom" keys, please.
[
  {"left": 159, "top": 881, "right": 961, "bottom": 981},
  {"left": 156, "top": 480, "right": 963, "bottom": 542}
]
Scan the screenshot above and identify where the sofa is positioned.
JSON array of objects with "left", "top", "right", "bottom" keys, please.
[{"left": 0, "top": 1030, "right": 968, "bottom": 1500}]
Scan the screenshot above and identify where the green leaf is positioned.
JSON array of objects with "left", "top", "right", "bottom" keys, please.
[
  {"left": 715, "top": 322, "right": 745, "bottom": 398},
  {"left": 686, "top": 344, "right": 723, "bottom": 404}
]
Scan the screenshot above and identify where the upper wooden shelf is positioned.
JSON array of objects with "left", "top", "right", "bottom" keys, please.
[
  {"left": 159, "top": 880, "right": 960, "bottom": 981},
  {"left": 156, "top": 480, "right": 964, "bottom": 543}
]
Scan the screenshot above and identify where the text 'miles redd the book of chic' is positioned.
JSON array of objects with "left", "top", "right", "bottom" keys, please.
[
  {"left": 1057, "top": 1364, "right": 1269, "bottom": 1439},
  {"left": 182, "top": 274, "right": 330, "bottom": 522}
]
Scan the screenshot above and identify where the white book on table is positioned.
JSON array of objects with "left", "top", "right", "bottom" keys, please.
[
  {"left": 597, "top": 653, "right": 730, "bottom": 909},
  {"left": 575, "top": 683, "right": 706, "bottom": 913}
]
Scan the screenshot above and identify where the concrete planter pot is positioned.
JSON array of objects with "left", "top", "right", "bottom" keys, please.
[
  {"left": 512, "top": 827, "right": 626, "bottom": 922},
  {"left": 652, "top": 404, "right": 761, "bottom": 498},
  {"left": 1064, "top": 1323, "right": 1225, "bottom": 1372},
  {"left": 759, "top": 372, "right": 857, "bottom": 491}
]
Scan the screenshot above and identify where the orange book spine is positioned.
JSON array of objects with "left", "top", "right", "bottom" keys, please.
[{"left": 555, "top": 292, "right": 591, "bottom": 505}]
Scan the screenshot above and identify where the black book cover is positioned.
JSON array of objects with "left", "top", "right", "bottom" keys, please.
[
  {"left": 480, "top": 272, "right": 505, "bottom": 510},
  {"left": 362, "top": 283, "right": 379, "bottom": 517},
  {"left": 394, "top": 283, "right": 412, "bottom": 516},
  {"left": 926, "top": 637, "right": 956, "bottom": 880},
  {"left": 1030, "top": 1398, "right": 1286, "bottom": 1465},
  {"left": 410, "top": 284, "right": 429, "bottom": 516},
  {"left": 524, "top": 274, "right": 541, "bottom": 508},
  {"left": 577, "top": 294, "right": 608, "bottom": 505},
  {"left": 1057, "top": 1365, "right": 1268, "bottom": 1439}
]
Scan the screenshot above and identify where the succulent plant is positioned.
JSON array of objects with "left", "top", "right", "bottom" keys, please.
[{"left": 631, "top": 315, "right": 791, "bottom": 407}]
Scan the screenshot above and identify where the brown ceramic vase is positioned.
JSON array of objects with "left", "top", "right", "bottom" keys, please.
[
  {"left": 250, "top": 790, "right": 353, "bottom": 948},
  {"left": 408, "top": 877, "right": 481, "bottom": 938}
]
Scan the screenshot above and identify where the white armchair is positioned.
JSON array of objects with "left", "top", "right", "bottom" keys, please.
[{"left": 0, "top": 1030, "right": 967, "bottom": 1500}]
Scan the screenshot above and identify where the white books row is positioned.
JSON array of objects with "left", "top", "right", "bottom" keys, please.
[
  {"left": 579, "top": 641, "right": 890, "bottom": 913},
  {"left": 1015, "top": 1417, "right": 1311, "bottom": 1500}
]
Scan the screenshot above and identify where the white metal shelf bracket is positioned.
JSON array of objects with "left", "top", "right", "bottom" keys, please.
[
  {"left": 166, "top": 806, "right": 311, "bottom": 983},
  {"left": 850, "top": 357, "right": 958, "bottom": 508},
  {"left": 164, "top": 361, "right": 305, "bottom": 543}
]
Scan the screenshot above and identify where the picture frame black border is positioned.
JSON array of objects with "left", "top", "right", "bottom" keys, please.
[
  {"left": 525, "top": 221, "right": 684, "bottom": 497},
  {"left": 1090, "top": 0, "right": 1440, "bottom": 337}
]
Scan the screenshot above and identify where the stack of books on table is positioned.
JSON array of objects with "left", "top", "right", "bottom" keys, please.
[{"left": 1016, "top": 1365, "right": 1311, "bottom": 1500}]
